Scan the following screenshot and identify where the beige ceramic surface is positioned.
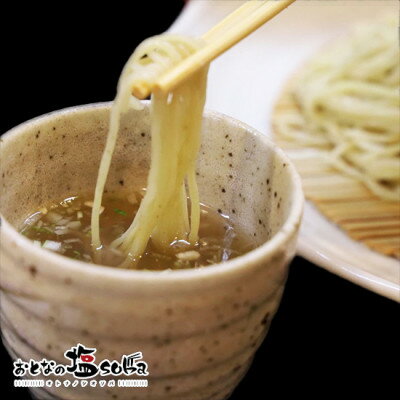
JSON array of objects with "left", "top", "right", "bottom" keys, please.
[
  {"left": 169, "top": 0, "right": 400, "bottom": 301},
  {"left": 0, "top": 104, "right": 303, "bottom": 399}
]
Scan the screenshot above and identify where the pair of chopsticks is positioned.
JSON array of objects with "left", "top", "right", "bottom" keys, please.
[{"left": 132, "top": 0, "right": 296, "bottom": 99}]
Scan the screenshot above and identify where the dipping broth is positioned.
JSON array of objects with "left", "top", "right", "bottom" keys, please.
[{"left": 20, "top": 193, "right": 254, "bottom": 270}]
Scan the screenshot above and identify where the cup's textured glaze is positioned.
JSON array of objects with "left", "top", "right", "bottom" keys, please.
[{"left": 0, "top": 104, "right": 303, "bottom": 400}]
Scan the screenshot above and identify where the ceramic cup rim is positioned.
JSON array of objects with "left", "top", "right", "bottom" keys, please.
[{"left": 1, "top": 102, "right": 304, "bottom": 283}]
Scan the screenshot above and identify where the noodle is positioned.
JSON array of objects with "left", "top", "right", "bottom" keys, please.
[
  {"left": 275, "top": 18, "right": 400, "bottom": 201},
  {"left": 91, "top": 35, "right": 208, "bottom": 266}
]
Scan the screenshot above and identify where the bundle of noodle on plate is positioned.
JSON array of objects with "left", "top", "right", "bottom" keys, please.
[{"left": 273, "top": 17, "right": 400, "bottom": 258}]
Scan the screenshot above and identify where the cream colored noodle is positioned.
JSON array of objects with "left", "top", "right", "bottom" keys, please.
[
  {"left": 276, "top": 18, "right": 400, "bottom": 201},
  {"left": 91, "top": 35, "right": 208, "bottom": 266}
]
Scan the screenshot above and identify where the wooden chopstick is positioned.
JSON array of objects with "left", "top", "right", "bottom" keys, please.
[
  {"left": 131, "top": 0, "right": 296, "bottom": 99},
  {"left": 202, "top": 1, "right": 264, "bottom": 42}
]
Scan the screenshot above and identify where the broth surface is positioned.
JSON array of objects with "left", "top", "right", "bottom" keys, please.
[{"left": 21, "top": 193, "right": 254, "bottom": 270}]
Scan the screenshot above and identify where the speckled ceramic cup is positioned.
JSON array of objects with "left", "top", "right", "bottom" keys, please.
[{"left": 0, "top": 103, "right": 303, "bottom": 400}]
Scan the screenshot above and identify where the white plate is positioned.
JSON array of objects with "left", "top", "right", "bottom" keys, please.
[{"left": 169, "top": 0, "right": 400, "bottom": 301}]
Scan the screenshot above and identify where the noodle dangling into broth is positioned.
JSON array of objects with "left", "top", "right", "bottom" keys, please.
[{"left": 91, "top": 35, "right": 209, "bottom": 267}]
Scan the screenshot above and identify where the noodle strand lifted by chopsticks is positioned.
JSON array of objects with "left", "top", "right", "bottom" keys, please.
[{"left": 91, "top": 35, "right": 208, "bottom": 267}]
